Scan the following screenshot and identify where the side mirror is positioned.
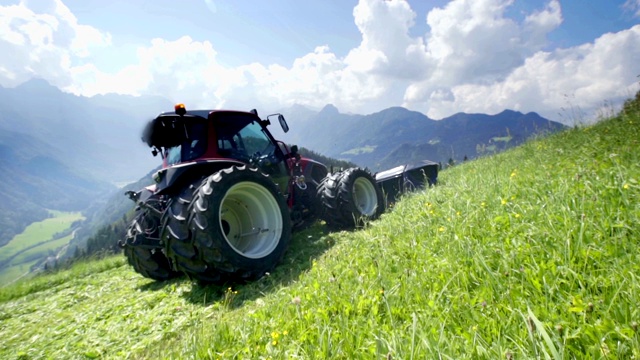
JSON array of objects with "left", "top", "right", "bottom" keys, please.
[{"left": 278, "top": 114, "right": 289, "bottom": 133}]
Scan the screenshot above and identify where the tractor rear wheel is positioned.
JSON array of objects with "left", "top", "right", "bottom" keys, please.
[
  {"left": 318, "top": 167, "right": 384, "bottom": 230},
  {"left": 167, "top": 165, "right": 291, "bottom": 283},
  {"left": 123, "top": 212, "right": 179, "bottom": 281}
]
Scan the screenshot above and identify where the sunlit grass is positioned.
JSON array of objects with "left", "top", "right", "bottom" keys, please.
[
  {"left": 0, "top": 211, "right": 84, "bottom": 285},
  {"left": 0, "top": 110, "right": 638, "bottom": 359},
  {"left": 0, "top": 211, "right": 83, "bottom": 264}
]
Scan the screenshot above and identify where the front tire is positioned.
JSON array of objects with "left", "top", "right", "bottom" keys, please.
[
  {"left": 167, "top": 165, "right": 292, "bottom": 283},
  {"left": 318, "top": 167, "right": 384, "bottom": 230}
]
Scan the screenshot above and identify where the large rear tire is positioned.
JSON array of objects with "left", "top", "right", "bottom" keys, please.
[
  {"left": 318, "top": 167, "right": 384, "bottom": 230},
  {"left": 123, "top": 212, "right": 180, "bottom": 281},
  {"left": 166, "top": 165, "right": 292, "bottom": 283}
]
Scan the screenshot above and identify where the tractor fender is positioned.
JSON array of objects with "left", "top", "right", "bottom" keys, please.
[{"left": 154, "top": 159, "right": 246, "bottom": 196}]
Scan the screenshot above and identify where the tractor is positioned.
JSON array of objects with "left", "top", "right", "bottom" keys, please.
[{"left": 119, "top": 104, "right": 385, "bottom": 283}]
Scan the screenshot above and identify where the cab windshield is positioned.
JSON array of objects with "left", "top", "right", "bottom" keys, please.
[{"left": 216, "top": 114, "right": 276, "bottom": 162}]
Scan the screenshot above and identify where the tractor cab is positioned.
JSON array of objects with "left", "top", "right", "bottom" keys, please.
[
  {"left": 141, "top": 104, "right": 296, "bottom": 194},
  {"left": 123, "top": 104, "right": 385, "bottom": 284},
  {"left": 142, "top": 104, "right": 288, "bottom": 167}
]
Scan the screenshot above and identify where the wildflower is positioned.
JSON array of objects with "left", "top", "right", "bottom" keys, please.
[
  {"left": 481, "top": 202, "right": 486, "bottom": 207},
  {"left": 501, "top": 199, "right": 507, "bottom": 205},
  {"left": 271, "top": 331, "right": 280, "bottom": 339},
  {"left": 292, "top": 296, "right": 301, "bottom": 305},
  {"left": 283, "top": 330, "right": 288, "bottom": 336},
  {"left": 456, "top": 211, "right": 461, "bottom": 216},
  {"left": 623, "top": 184, "right": 629, "bottom": 189},
  {"left": 272, "top": 340, "right": 277, "bottom": 346},
  {"left": 438, "top": 226, "right": 445, "bottom": 232},
  {"left": 514, "top": 213, "right": 521, "bottom": 218},
  {"left": 510, "top": 171, "right": 517, "bottom": 178}
]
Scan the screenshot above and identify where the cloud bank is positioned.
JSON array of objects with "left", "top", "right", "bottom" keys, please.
[{"left": 1, "top": 0, "right": 639, "bottom": 124}]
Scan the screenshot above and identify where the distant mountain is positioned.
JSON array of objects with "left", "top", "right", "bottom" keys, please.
[
  {"left": 0, "top": 78, "right": 171, "bottom": 183},
  {"left": 0, "top": 79, "right": 172, "bottom": 245},
  {"left": 0, "top": 130, "right": 113, "bottom": 245},
  {"left": 275, "top": 105, "right": 566, "bottom": 171}
]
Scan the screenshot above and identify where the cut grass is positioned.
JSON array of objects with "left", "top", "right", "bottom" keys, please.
[{"left": 0, "top": 111, "right": 638, "bottom": 359}]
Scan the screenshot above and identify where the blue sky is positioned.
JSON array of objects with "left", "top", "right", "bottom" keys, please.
[{"left": 1, "top": 0, "right": 639, "bottom": 123}]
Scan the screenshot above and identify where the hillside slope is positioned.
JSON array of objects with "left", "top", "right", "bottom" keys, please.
[{"left": 0, "top": 103, "right": 637, "bottom": 359}]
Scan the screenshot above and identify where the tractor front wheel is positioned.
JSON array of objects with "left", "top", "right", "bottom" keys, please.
[{"left": 318, "top": 167, "right": 384, "bottom": 230}]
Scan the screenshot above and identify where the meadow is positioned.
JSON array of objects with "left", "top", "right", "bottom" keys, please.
[
  {"left": 0, "top": 211, "right": 83, "bottom": 285},
  {"left": 0, "top": 105, "right": 638, "bottom": 359}
]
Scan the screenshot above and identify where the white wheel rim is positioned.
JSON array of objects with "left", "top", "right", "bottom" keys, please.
[
  {"left": 353, "top": 177, "right": 378, "bottom": 216},
  {"left": 219, "top": 181, "right": 283, "bottom": 259}
]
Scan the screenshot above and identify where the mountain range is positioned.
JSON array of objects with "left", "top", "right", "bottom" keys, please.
[
  {"left": 0, "top": 78, "right": 566, "bottom": 245},
  {"left": 271, "top": 104, "right": 566, "bottom": 171}
]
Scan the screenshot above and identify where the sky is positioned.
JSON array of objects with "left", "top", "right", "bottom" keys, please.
[{"left": 1, "top": 0, "right": 639, "bottom": 124}]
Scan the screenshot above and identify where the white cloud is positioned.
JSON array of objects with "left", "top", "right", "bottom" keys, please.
[
  {"left": 421, "top": 24, "right": 640, "bottom": 122},
  {"left": 1, "top": 0, "right": 639, "bottom": 125},
  {"left": 404, "top": 0, "right": 563, "bottom": 108},
  {"left": 624, "top": 0, "right": 640, "bottom": 17},
  {"left": 0, "top": 0, "right": 110, "bottom": 88}
]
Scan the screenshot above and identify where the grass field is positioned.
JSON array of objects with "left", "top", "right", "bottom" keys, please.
[
  {"left": 0, "top": 105, "right": 638, "bottom": 359},
  {"left": 0, "top": 211, "right": 84, "bottom": 285}
]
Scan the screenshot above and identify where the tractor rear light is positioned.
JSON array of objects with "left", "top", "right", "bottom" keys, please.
[{"left": 174, "top": 103, "right": 187, "bottom": 116}]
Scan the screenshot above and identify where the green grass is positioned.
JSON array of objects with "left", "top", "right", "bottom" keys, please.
[
  {"left": 0, "top": 110, "right": 638, "bottom": 359},
  {"left": 10, "top": 233, "right": 75, "bottom": 266},
  {"left": 0, "top": 211, "right": 83, "bottom": 264},
  {"left": 0, "top": 211, "right": 84, "bottom": 285},
  {"left": 0, "top": 260, "right": 39, "bottom": 287}
]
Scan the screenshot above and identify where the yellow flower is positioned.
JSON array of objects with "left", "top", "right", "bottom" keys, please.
[
  {"left": 283, "top": 330, "right": 288, "bottom": 336},
  {"left": 501, "top": 199, "right": 507, "bottom": 205},
  {"left": 481, "top": 202, "right": 486, "bottom": 207},
  {"left": 438, "top": 226, "right": 445, "bottom": 232},
  {"left": 456, "top": 211, "right": 461, "bottom": 216},
  {"left": 623, "top": 184, "right": 629, "bottom": 189},
  {"left": 515, "top": 213, "right": 521, "bottom": 218},
  {"left": 272, "top": 340, "right": 277, "bottom": 346}
]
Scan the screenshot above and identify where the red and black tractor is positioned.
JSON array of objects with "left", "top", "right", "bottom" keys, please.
[{"left": 119, "top": 104, "right": 385, "bottom": 283}]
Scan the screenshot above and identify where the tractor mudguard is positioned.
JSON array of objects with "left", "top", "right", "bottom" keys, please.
[{"left": 153, "top": 159, "right": 246, "bottom": 196}]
